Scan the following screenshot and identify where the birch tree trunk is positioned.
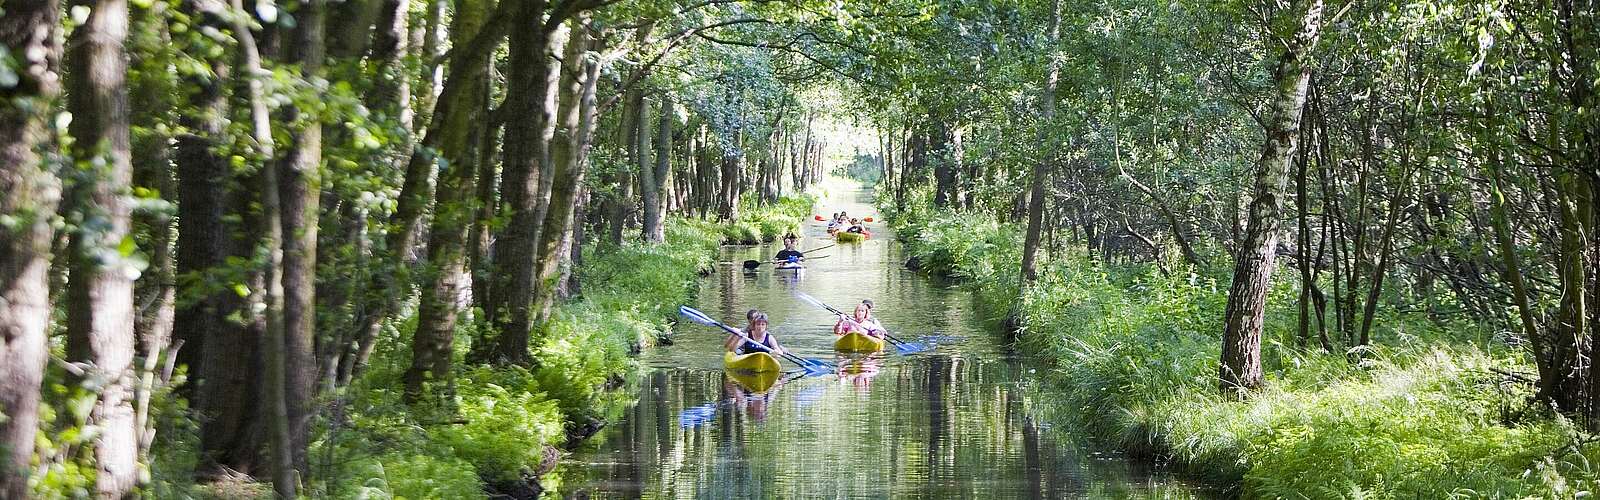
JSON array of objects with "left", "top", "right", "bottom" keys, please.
[
  {"left": 1019, "top": 0, "right": 1061, "bottom": 284},
  {"left": 1219, "top": 0, "right": 1324, "bottom": 396}
]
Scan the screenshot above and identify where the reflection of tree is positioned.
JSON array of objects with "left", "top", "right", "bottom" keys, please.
[{"left": 925, "top": 355, "right": 949, "bottom": 480}]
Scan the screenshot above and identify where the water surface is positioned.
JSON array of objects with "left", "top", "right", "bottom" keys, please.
[{"left": 565, "top": 184, "right": 1208, "bottom": 499}]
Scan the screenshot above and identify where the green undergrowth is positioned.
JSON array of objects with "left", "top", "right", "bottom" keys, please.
[
  {"left": 881, "top": 195, "right": 1600, "bottom": 498},
  {"left": 312, "top": 196, "right": 812, "bottom": 499},
  {"left": 692, "top": 194, "right": 816, "bottom": 244}
]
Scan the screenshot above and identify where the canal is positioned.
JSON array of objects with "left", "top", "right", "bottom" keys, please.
[{"left": 565, "top": 183, "right": 1209, "bottom": 499}]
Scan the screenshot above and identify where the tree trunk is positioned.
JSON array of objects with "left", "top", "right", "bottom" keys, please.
[
  {"left": 1019, "top": 0, "right": 1061, "bottom": 284},
  {"left": 932, "top": 120, "right": 955, "bottom": 208},
  {"left": 339, "top": 0, "right": 497, "bottom": 385},
  {"left": 631, "top": 92, "right": 653, "bottom": 239},
  {"left": 469, "top": 118, "right": 502, "bottom": 318},
  {"left": 1550, "top": 168, "right": 1591, "bottom": 410},
  {"left": 528, "top": 19, "right": 595, "bottom": 340},
  {"left": 642, "top": 96, "right": 673, "bottom": 243},
  {"left": 486, "top": 0, "right": 559, "bottom": 365},
  {"left": 1219, "top": 0, "right": 1323, "bottom": 397},
  {"left": 219, "top": 0, "right": 292, "bottom": 492},
  {"left": 405, "top": 0, "right": 497, "bottom": 397},
  {"left": 273, "top": 0, "right": 326, "bottom": 478},
  {"left": 1294, "top": 118, "right": 1315, "bottom": 350},
  {"left": 0, "top": 2, "right": 61, "bottom": 495},
  {"left": 62, "top": 0, "right": 139, "bottom": 494},
  {"left": 601, "top": 86, "right": 635, "bottom": 246},
  {"left": 411, "top": 0, "right": 447, "bottom": 135}
]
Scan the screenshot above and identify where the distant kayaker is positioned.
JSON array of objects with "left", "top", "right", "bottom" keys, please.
[
  {"left": 846, "top": 218, "right": 866, "bottom": 234},
  {"left": 727, "top": 311, "right": 787, "bottom": 356},
  {"left": 833, "top": 300, "right": 885, "bottom": 338},
  {"left": 775, "top": 233, "right": 805, "bottom": 264}
]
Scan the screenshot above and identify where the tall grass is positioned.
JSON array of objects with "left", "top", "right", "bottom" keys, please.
[{"left": 881, "top": 195, "right": 1600, "bottom": 498}]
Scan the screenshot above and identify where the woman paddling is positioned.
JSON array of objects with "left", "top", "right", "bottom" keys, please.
[
  {"left": 727, "top": 311, "right": 787, "bottom": 356},
  {"left": 833, "top": 300, "right": 886, "bottom": 338}
]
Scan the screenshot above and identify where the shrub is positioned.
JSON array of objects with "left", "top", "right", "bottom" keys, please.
[
  {"left": 437, "top": 368, "right": 566, "bottom": 482},
  {"left": 342, "top": 453, "right": 483, "bottom": 500}
]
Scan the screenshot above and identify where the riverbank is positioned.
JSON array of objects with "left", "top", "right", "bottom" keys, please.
[
  {"left": 209, "top": 196, "right": 817, "bottom": 499},
  {"left": 879, "top": 198, "right": 1597, "bottom": 497}
]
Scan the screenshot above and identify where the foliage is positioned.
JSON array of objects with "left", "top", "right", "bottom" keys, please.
[
  {"left": 347, "top": 453, "right": 484, "bottom": 500},
  {"left": 887, "top": 198, "right": 1600, "bottom": 498},
  {"left": 437, "top": 368, "right": 566, "bottom": 482},
  {"left": 303, "top": 196, "right": 813, "bottom": 497}
]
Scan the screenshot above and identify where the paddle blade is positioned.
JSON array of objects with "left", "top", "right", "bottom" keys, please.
[
  {"left": 798, "top": 357, "right": 835, "bottom": 374},
  {"left": 743, "top": 260, "right": 762, "bottom": 270},
  {"left": 679, "top": 403, "right": 718, "bottom": 427},
  {"left": 864, "top": 217, "right": 875, "bottom": 222},
  {"left": 894, "top": 341, "right": 932, "bottom": 354},
  {"left": 814, "top": 215, "right": 824, "bottom": 221},
  {"left": 678, "top": 306, "right": 718, "bottom": 327}
]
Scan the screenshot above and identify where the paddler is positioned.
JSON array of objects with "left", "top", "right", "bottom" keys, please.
[
  {"left": 726, "top": 310, "right": 787, "bottom": 356},
  {"left": 775, "top": 233, "right": 805, "bottom": 267},
  {"left": 832, "top": 300, "right": 886, "bottom": 338}
]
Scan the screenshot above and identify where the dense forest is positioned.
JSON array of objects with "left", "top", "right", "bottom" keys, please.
[
  {"left": 0, "top": 0, "right": 1595, "bottom": 496},
  {"left": 1, "top": 0, "right": 833, "bottom": 496}
]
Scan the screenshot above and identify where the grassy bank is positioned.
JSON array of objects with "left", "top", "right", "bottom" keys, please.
[
  {"left": 141, "top": 197, "right": 814, "bottom": 499},
  {"left": 881, "top": 198, "right": 1599, "bottom": 498}
]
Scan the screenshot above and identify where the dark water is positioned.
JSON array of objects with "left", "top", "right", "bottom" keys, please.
[{"left": 564, "top": 184, "right": 1208, "bottom": 499}]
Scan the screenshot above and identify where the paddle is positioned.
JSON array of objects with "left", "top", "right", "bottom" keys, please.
[
  {"left": 793, "top": 292, "right": 928, "bottom": 354},
  {"left": 743, "top": 254, "right": 831, "bottom": 270},
  {"left": 740, "top": 243, "right": 837, "bottom": 269},
  {"left": 677, "top": 306, "right": 835, "bottom": 373}
]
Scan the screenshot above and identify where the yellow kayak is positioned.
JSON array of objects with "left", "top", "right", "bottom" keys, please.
[
  {"left": 834, "top": 232, "right": 866, "bottom": 243},
  {"left": 723, "top": 351, "right": 781, "bottom": 373},
  {"left": 834, "top": 332, "right": 886, "bottom": 353},
  {"left": 725, "top": 369, "right": 780, "bottom": 393}
]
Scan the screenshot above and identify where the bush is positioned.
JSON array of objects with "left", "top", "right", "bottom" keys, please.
[
  {"left": 343, "top": 453, "right": 483, "bottom": 500},
  {"left": 437, "top": 368, "right": 566, "bottom": 483}
]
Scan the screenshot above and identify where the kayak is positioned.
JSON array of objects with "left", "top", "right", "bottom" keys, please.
[
  {"left": 725, "top": 368, "right": 780, "bottom": 393},
  {"left": 775, "top": 264, "right": 804, "bottom": 271},
  {"left": 724, "top": 351, "right": 781, "bottom": 373},
  {"left": 834, "top": 331, "right": 886, "bottom": 353},
  {"left": 835, "top": 231, "right": 869, "bottom": 243}
]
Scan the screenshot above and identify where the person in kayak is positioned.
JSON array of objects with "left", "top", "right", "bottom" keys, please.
[
  {"left": 833, "top": 300, "right": 886, "bottom": 338},
  {"left": 727, "top": 311, "right": 787, "bottom": 356},
  {"left": 846, "top": 218, "right": 866, "bottom": 234},
  {"left": 775, "top": 233, "right": 805, "bottom": 266}
]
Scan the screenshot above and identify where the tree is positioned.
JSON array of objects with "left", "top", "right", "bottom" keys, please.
[
  {"left": 62, "top": 0, "right": 140, "bottom": 494},
  {"left": 405, "top": 0, "right": 501, "bottom": 398},
  {"left": 1219, "top": 0, "right": 1325, "bottom": 396},
  {"left": 1019, "top": 0, "right": 1061, "bottom": 285},
  {"left": 0, "top": 1, "right": 61, "bottom": 495}
]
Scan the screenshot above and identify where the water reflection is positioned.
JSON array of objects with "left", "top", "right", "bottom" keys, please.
[{"left": 566, "top": 184, "right": 1207, "bottom": 499}]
